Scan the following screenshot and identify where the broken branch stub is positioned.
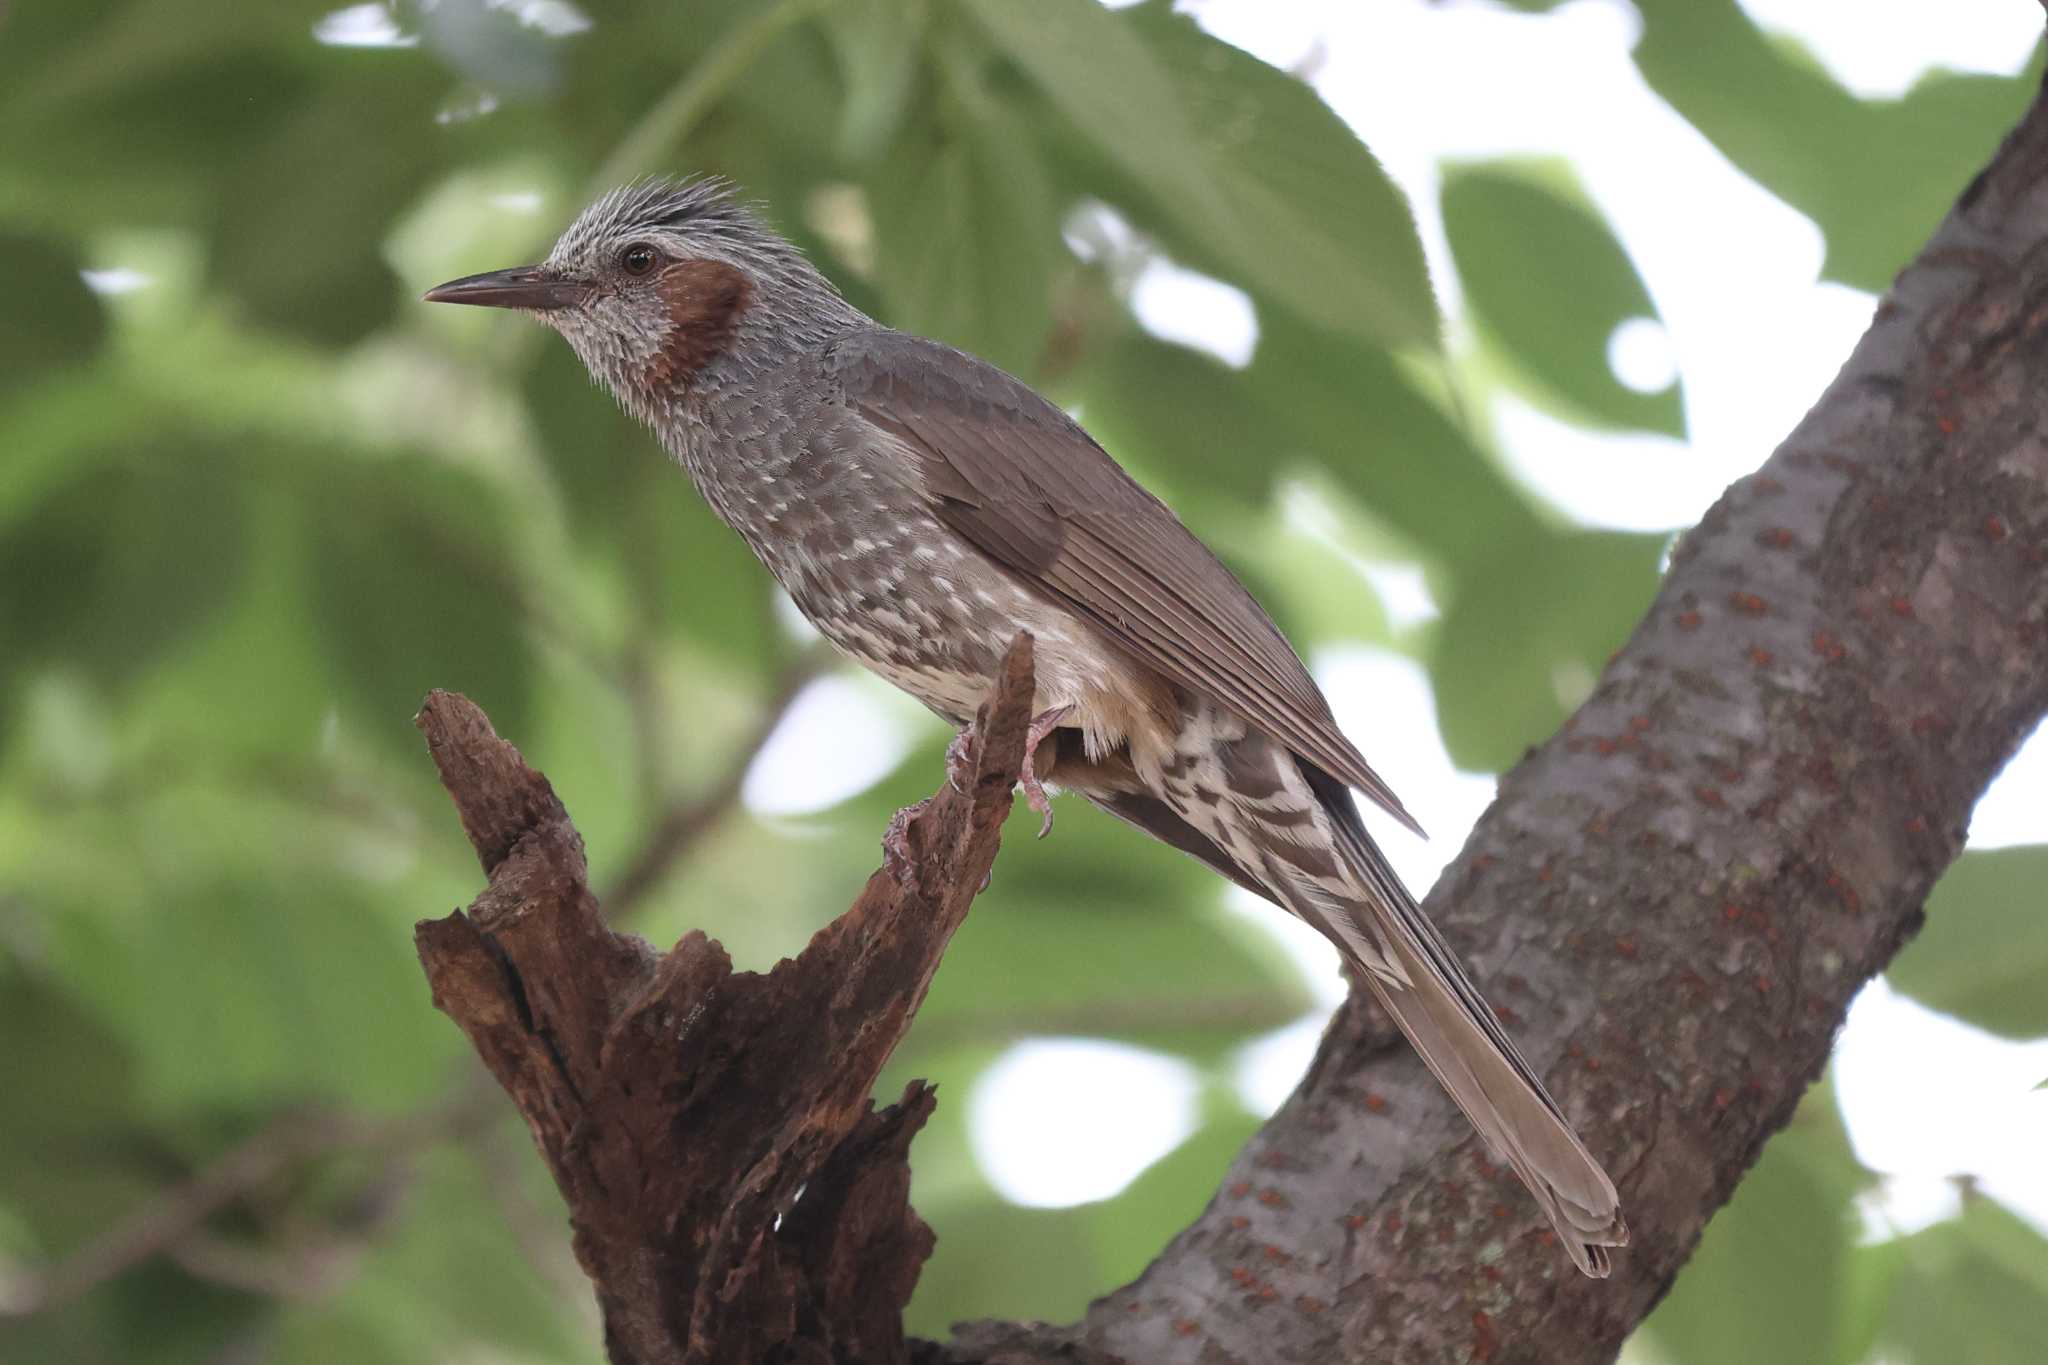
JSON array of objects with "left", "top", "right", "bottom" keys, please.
[{"left": 413, "top": 634, "right": 1037, "bottom": 1365}]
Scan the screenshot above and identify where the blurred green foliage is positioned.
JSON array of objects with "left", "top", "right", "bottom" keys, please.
[{"left": 0, "top": 1, "right": 2042, "bottom": 1360}]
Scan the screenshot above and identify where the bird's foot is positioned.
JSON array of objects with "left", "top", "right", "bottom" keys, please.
[
  {"left": 945, "top": 728, "right": 976, "bottom": 794},
  {"left": 1021, "top": 705, "right": 1072, "bottom": 839},
  {"left": 883, "top": 798, "right": 930, "bottom": 885}
]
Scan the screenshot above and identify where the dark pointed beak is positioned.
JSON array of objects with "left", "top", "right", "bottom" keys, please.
[{"left": 421, "top": 265, "right": 590, "bottom": 311}]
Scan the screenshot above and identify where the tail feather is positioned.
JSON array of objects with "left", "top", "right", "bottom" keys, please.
[
  {"left": 1115, "top": 701, "right": 1627, "bottom": 1275},
  {"left": 1297, "top": 761, "right": 1628, "bottom": 1276}
]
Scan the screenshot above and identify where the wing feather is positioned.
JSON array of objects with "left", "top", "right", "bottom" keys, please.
[{"left": 828, "top": 329, "right": 1422, "bottom": 835}]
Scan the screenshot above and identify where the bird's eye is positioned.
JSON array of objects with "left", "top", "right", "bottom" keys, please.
[{"left": 619, "top": 243, "right": 659, "bottom": 276}]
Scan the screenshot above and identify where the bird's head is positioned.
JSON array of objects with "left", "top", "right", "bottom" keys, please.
[{"left": 425, "top": 178, "right": 855, "bottom": 415}]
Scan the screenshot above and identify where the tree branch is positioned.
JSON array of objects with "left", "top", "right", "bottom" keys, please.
[{"left": 412, "top": 634, "right": 1037, "bottom": 1365}]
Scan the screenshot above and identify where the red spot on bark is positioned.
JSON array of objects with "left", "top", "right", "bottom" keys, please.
[
  {"left": 1912, "top": 712, "right": 1943, "bottom": 735},
  {"left": 1173, "top": 1319, "right": 1200, "bottom": 1337},
  {"left": 1937, "top": 414, "right": 1957, "bottom": 436},
  {"left": 1755, "top": 476, "right": 1785, "bottom": 495},
  {"left": 1344, "top": 1214, "right": 1367, "bottom": 1230},
  {"left": 1986, "top": 514, "right": 2008, "bottom": 541},
  {"left": 1756, "top": 975, "right": 1772, "bottom": 994},
  {"left": 1749, "top": 645, "right": 1774, "bottom": 666},
  {"left": 1586, "top": 1056, "right": 1602, "bottom": 1072},
  {"left": 1760, "top": 527, "right": 1797, "bottom": 549},
  {"left": 1630, "top": 714, "right": 1651, "bottom": 732},
  {"left": 1473, "top": 1310, "right": 1499, "bottom": 1361},
  {"left": 1230, "top": 1182, "right": 1251, "bottom": 1199},
  {"left": 1595, "top": 736, "right": 1619, "bottom": 756},
  {"left": 1730, "top": 591, "right": 1767, "bottom": 615},
  {"left": 1615, "top": 935, "right": 1638, "bottom": 959},
  {"left": 1678, "top": 610, "right": 1704, "bottom": 631},
  {"left": 1695, "top": 785, "right": 1725, "bottom": 807},
  {"left": 1812, "top": 630, "right": 1846, "bottom": 661},
  {"left": 1264, "top": 1245, "right": 1291, "bottom": 1263},
  {"left": 1364, "top": 1092, "right": 1387, "bottom": 1114},
  {"left": 1384, "top": 1213, "right": 1403, "bottom": 1234},
  {"left": 1715, "top": 1088, "right": 1734, "bottom": 1109},
  {"left": 1889, "top": 596, "right": 1914, "bottom": 617},
  {"left": 1298, "top": 1295, "right": 1327, "bottom": 1315},
  {"left": 1230, "top": 1266, "right": 1255, "bottom": 1287},
  {"left": 1257, "top": 1188, "right": 1290, "bottom": 1209},
  {"left": 1493, "top": 1204, "right": 1511, "bottom": 1219},
  {"left": 1229, "top": 1215, "right": 1249, "bottom": 1230},
  {"left": 1724, "top": 903, "right": 1743, "bottom": 922},
  {"left": 1906, "top": 816, "right": 1927, "bottom": 834}
]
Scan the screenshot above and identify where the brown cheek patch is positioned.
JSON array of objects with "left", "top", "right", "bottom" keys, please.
[{"left": 647, "top": 259, "right": 751, "bottom": 389}]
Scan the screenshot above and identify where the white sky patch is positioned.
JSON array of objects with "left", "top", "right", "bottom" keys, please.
[
  {"left": 1130, "top": 260, "right": 1260, "bottom": 368},
  {"left": 1607, "top": 316, "right": 1679, "bottom": 395},
  {"left": 1738, "top": 0, "right": 2041, "bottom": 100},
  {"left": 741, "top": 675, "right": 910, "bottom": 817},
  {"left": 80, "top": 268, "right": 151, "bottom": 296},
  {"left": 312, "top": 4, "right": 416, "bottom": 48},
  {"left": 487, "top": 189, "right": 546, "bottom": 213},
  {"left": 1360, "top": 562, "right": 1440, "bottom": 629},
  {"left": 1834, "top": 980, "right": 2048, "bottom": 1233},
  {"left": 968, "top": 1039, "right": 1200, "bottom": 1206},
  {"left": 492, "top": 0, "right": 592, "bottom": 38},
  {"left": 1234, "top": 1010, "right": 1333, "bottom": 1116},
  {"left": 1966, "top": 717, "right": 2048, "bottom": 851},
  {"left": 1491, "top": 397, "right": 1715, "bottom": 533}
]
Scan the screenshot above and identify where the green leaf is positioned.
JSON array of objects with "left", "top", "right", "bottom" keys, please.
[
  {"left": 1878, "top": 1197, "right": 2048, "bottom": 1363},
  {"left": 1888, "top": 846, "right": 2048, "bottom": 1039},
  {"left": 304, "top": 456, "right": 534, "bottom": 755},
  {"left": 869, "top": 90, "right": 1060, "bottom": 377},
  {"left": 1635, "top": 1083, "right": 1874, "bottom": 1365},
  {"left": 1432, "top": 528, "right": 1664, "bottom": 771},
  {"left": 1442, "top": 160, "right": 1682, "bottom": 436},
  {"left": 823, "top": 0, "right": 927, "bottom": 162},
  {"left": 0, "top": 959, "right": 153, "bottom": 1256},
  {"left": 0, "top": 231, "right": 105, "bottom": 394},
  {"left": 1122, "top": 0, "right": 1437, "bottom": 348},
  {"left": 967, "top": 0, "right": 1435, "bottom": 348},
  {"left": 108, "top": 876, "right": 453, "bottom": 1109},
  {"left": 209, "top": 56, "right": 447, "bottom": 345},
  {"left": 1632, "top": 0, "right": 2039, "bottom": 292},
  {"left": 1061, "top": 332, "right": 1280, "bottom": 511},
  {"left": 904, "top": 1190, "right": 1107, "bottom": 1338},
  {"left": 0, "top": 450, "right": 245, "bottom": 704},
  {"left": 1249, "top": 316, "right": 1544, "bottom": 569},
  {"left": 297, "top": 1141, "right": 591, "bottom": 1362}
]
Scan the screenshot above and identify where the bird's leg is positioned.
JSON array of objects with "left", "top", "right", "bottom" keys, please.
[
  {"left": 1021, "top": 705, "right": 1073, "bottom": 838},
  {"left": 883, "top": 797, "right": 931, "bottom": 885}
]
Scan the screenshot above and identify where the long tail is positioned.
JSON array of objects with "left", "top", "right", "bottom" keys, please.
[
  {"left": 1297, "top": 764, "right": 1628, "bottom": 1275},
  {"left": 1123, "top": 712, "right": 1628, "bottom": 1276}
]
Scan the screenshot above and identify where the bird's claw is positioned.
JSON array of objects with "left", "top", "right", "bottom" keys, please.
[
  {"left": 1020, "top": 704, "right": 1072, "bottom": 840},
  {"left": 945, "top": 729, "right": 975, "bottom": 795},
  {"left": 883, "top": 799, "right": 929, "bottom": 885}
]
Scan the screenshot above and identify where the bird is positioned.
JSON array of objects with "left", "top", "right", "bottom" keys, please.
[{"left": 424, "top": 178, "right": 1627, "bottom": 1276}]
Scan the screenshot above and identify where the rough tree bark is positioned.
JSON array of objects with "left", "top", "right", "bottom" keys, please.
[
  {"left": 414, "top": 80, "right": 2048, "bottom": 1365},
  {"left": 414, "top": 637, "right": 1035, "bottom": 1365}
]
